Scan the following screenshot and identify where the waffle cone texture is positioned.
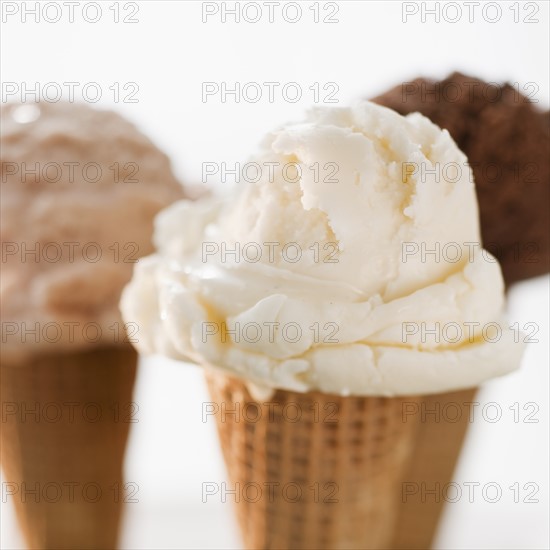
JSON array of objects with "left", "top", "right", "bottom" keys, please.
[
  {"left": 391, "top": 388, "right": 477, "bottom": 549},
  {"left": 0, "top": 346, "right": 137, "bottom": 550},
  {"left": 205, "top": 370, "right": 476, "bottom": 550}
]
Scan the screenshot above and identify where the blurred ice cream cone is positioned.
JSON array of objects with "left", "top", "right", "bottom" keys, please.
[{"left": 1, "top": 346, "right": 137, "bottom": 550}]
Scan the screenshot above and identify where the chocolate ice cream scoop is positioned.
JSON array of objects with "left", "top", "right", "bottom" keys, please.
[{"left": 372, "top": 72, "right": 550, "bottom": 286}]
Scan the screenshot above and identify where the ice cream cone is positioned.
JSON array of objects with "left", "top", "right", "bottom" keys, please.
[
  {"left": 117, "top": 100, "right": 523, "bottom": 548},
  {"left": 0, "top": 346, "right": 137, "bottom": 550},
  {"left": 392, "top": 388, "right": 477, "bottom": 549},
  {"left": 205, "top": 369, "right": 421, "bottom": 550}
]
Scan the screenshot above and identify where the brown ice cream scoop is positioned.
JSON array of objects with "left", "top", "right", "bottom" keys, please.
[
  {"left": 1, "top": 101, "right": 187, "bottom": 361},
  {"left": 372, "top": 72, "right": 550, "bottom": 286}
]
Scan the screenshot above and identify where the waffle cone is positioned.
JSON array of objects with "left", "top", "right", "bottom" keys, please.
[
  {"left": 0, "top": 346, "right": 137, "bottom": 550},
  {"left": 392, "top": 388, "right": 477, "bottom": 549},
  {"left": 205, "top": 370, "right": 421, "bottom": 550}
]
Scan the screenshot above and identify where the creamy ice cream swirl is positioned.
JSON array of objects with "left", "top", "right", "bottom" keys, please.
[{"left": 122, "top": 102, "right": 523, "bottom": 396}]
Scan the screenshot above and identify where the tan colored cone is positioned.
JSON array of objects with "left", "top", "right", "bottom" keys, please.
[
  {"left": 1, "top": 346, "right": 137, "bottom": 550},
  {"left": 392, "top": 388, "right": 477, "bottom": 549},
  {"left": 205, "top": 370, "right": 422, "bottom": 550}
]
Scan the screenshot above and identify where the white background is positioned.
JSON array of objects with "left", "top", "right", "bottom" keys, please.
[{"left": 1, "top": 1, "right": 549, "bottom": 548}]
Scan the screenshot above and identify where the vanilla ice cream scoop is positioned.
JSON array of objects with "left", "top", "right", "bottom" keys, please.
[
  {"left": 1, "top": 102, "right": 185, "bottom": 362},
  {"left": 121, "top": 102, "right": 523, "bottom": 396}
]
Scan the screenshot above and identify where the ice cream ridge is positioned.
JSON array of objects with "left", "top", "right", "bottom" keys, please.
[
  {"left": 372, "top": 72, "right": 550, "bottom": 285},
  {"left": 122, "top": 101, "right": 524, "bottom": 396},
  {"left": 1, "top": 101, "right": 184, "bottom": 362}
]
